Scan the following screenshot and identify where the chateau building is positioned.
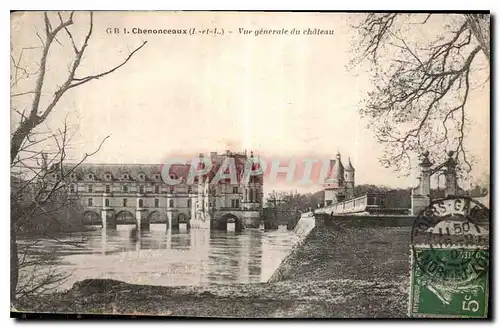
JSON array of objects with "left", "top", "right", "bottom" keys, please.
[
  {"left": 323, "top": 152, "right": 355, "bottom": 206},
  {"left": 56, "top": 150, "right": 264, "bottom": 230}
]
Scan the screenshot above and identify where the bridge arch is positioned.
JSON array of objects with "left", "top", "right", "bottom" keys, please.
[
  {"left": 214, "top": 213, "right": 244, "bottom": 232},
  {"left": 178, "top": 212, "right": 190, "bottom": 223},
  {"left": 83, "top": 210, "right": 101, "bottom": 224},
  {"left": 115, "top": 210, "right": 135, "bottom": 223},
  {"left": 147, "top": 210, "right": 162, "bottom": 223},
  {"left": 176, "top": 212, "right": 191, "bottom": 229}
]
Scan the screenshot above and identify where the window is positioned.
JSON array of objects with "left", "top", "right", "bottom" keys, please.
[
  {"left": 88, "top": 174, "right": 94, "bottom": 180},
  {"left": 187, "top": 186, "right": 192, "bottom": 193},
  {"left": 231, "top": 199, "right": 240, "bottom": 208},
  {"left": 233, "top": 186, "right": 238, "bottom": 194},
  {"left": 187, "top": 199, "right": 191, "bottom": 207},
  {"left": 123, "top": 198, "right": 127, "bottom": 207},
  {"left": 123, "top": 185, "right": 128, "bottom": 193},
  {"left": 105, "top": 185, "right": 111, "bottom": 193},
  {"left": 123, "top": 173, "right": 129, "bottom": 180},
  {"left": 155, "top": 199, "right": 159, "bottom": 208},
  {"left": 106, "top": 174, "right": 111, "bottom": 180},
  {"left": 88, "top": 198, "right": 93, "bottom": 206},
  {"left": 69, "top": 184, "right": 75, "bottom": 193},
  {"left": 138, "top": 199, "right": 144, "bottom": 208},
  {"left": 170, "top": 186, "right": 175, "bottom": 193},
  {"left": 105, "top": 199, "right": 110, "bottom": 207},
  {"left": 88, "top": 184, "right": 93, "bottom": 193},
  {"left": 139, "top": 186, "right": 145, "bottom": 194},
  {"left": 139, "top": 174, "right": 145, "bottom": 180},
  {"left": 154, "top": 185, "right": 160, "bottom": 194},
  {"left": 169, "top": 199, "right": 174, "bottom": 207}
]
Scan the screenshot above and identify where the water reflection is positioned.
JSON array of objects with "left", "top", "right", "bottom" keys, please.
[{"left": 19, "top": 224, "right": 298, "bottom": 291}]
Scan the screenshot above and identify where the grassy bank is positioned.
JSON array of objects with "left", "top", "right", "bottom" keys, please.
[
  {"left": 14, "top": 220, "right": 414, "bottom": 318},
  {"left": 270, "top": 219, "right": 412, "bottom": 283},
  {"left": 15, "top": 277, "right": 406, "bottom": 318}
]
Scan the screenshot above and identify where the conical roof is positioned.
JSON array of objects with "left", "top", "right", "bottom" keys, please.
[{"left": 345, "top": 157, "right": 355, "bottom": 172}]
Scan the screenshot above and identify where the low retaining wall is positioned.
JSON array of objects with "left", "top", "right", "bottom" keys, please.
[
  {"left": 316, "top": 214, "right": 416, "bottom": 228},
  {"left": 267, "top": 213, "right": 316, "bottom": 282}
]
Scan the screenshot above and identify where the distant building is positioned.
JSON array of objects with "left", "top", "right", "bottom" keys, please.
[
  {"left": 50, "top": 150, "right": 264, "bottom": 230},
  {"left": 323, "top": 152, "right": 355, "bottom": 206}
]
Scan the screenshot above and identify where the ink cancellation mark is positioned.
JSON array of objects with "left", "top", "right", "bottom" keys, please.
[{"left": 409, "top": 196, "right": 490, "bottom": 318}]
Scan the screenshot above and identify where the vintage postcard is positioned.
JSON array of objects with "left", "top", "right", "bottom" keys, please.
[{"left": 10, "top": 11, "right": 490, "bottom": 319}]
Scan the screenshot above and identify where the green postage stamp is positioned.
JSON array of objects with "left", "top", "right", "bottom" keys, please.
[
  {"left": 409, "top": 196, "right": 490, "bottom": 318},
  {"left": 409, "top": 246, "right": 489, "bottom": 318}
]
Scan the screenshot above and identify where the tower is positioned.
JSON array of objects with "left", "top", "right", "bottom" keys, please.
[
  {"left": 323, "top": 152, "right": 346, "bottom": 206},
  {"left": 344, "top": 157, "right": 355, "bottom": 199}
]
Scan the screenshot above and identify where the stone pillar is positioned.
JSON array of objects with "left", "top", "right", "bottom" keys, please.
[
  {"left": 100, "top": 225, "right": 107, "bottom": 255},
  {"left": 101, "top": 209, "right": 116, "bottom": 228},
  {"left": 166, "top": 209, "right": 172, "bottom": 230},
  {"left": 243, "top": 211, "right": 260, "bottom": 228},
  {"left": 136, "top": 198, "right": 149, "bottom": 230},
  {"left": 411, "top": 151, "right": 432, "bottom": 216},
  {"left": 444, "top": 151, "right": 458, "bottom": 197},
  {"left": 190, "top": 196, "right": 196, "bottom": 225},
  {"left": 166, "top": 196, "right": 171, "bottom": 230}
]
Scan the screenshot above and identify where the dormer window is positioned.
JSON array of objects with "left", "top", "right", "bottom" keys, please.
[
  {"left": 88, "top": 173, "right": 94, "bottom": 180},
  {"left": 69, "top": 173, "right": 77, "bottom": 180},
  {"left": 154, "top": 174, "right": 161, "bottom": 181},
  {"left": 105, "top": 174, "right": 111, "bottom": 180},
  {"left": 138, "top": 173, "right": 146, "bottom": 181},
  {"left": 122, "top": 173, "right": 130, "bottom": 180}
]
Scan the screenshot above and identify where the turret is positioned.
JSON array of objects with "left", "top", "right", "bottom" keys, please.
[
  {"left": 344, "top": 157, "right": 355, "bottom": 199},
  {"left": 332, "top": 152, "right": 345, "bottom": 186},
  {"left": 323, "top": 151, "right": 346, "bottom": 206}
]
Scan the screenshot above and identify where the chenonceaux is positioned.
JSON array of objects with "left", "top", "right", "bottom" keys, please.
[{"left": 36, "top": 149, "right": 483, "bottom": 232}]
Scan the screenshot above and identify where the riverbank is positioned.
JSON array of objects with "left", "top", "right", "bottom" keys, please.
[
  {"left": 14, "top": 219, "right": 413, "bottom": 318},
  {"left": 16, "top": 277, "right": 406, "bottom": 318}
]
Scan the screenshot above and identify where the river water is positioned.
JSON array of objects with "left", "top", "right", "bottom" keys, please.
[{"left": 18, "top": 224, "right": 299, "bottom": 291}]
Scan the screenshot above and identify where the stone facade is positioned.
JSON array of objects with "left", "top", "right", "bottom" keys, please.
[
  {"left": 57, "top": 150, "right": 264, "bottom": 230},
  {"left": 323, "top": 152, "right": 355, "bottom": 206}
]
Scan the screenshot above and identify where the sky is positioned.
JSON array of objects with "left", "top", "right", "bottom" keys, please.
[{"left": 10, "top": 12, "right": 490, "bottom": 194}]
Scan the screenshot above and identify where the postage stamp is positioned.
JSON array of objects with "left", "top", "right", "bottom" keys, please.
[
  {"left": 409, "top": 245, "right": 489, "bottom": 318},
  {"left": 409, "top": 197, "right": 490, "bottom": 318}
]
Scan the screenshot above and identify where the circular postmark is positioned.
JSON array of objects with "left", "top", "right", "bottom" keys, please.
[{"left": 411, "top": 196, "right": 490, "bottom": 286}]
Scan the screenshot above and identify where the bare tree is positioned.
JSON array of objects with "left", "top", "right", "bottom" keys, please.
[
  {"left": 266, "top": 190, "right": 312, "bottom": 211},
  {"left": 351, "top": 13, "right": 489, "bottom": 174},
  {"left": 266, "top": 190, "right": 286, "bottom": 208},
  {"left": 11, "top": 11, "right": 147, "bottom": 303}
]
